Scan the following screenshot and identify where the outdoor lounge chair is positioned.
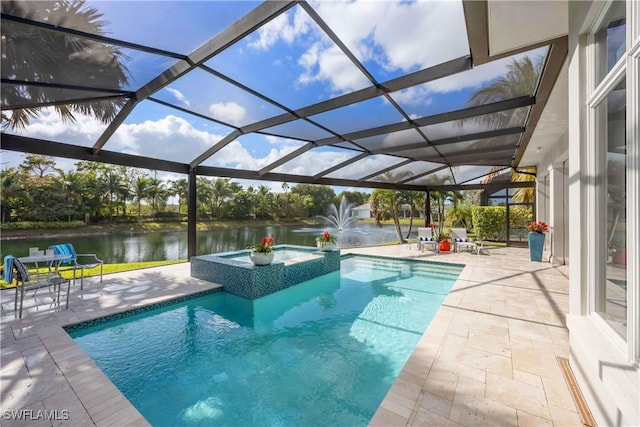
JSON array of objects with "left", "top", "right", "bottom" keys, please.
[
  {"left": 451, "top": 228, "right": 477, "bottom": 254},
  {"left": 49, "top": 243, "right": 103, "bottom": 289},
  {"left": 10, "top": 257, "right": 70, "bottom": 319},
  {"left": 417, "top": 227, "right": 439, "bottom": 253}
]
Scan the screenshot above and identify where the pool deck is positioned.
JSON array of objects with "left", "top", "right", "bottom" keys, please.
[{"left": 0, "top": 245, "right": 580, "bottom": 426}]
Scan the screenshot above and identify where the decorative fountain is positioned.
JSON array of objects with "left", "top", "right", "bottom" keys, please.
[{"left": 317, "top": 196, "right": 358, "bottom": 231}]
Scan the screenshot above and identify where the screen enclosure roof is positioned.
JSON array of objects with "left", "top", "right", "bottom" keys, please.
[{"left": 1, "top": 0, "right": 567, "bottom": 191}]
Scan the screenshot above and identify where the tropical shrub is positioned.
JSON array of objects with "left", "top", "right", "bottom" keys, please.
[{"left": 471, "top": 206, "right": 506, "bottom": 240}]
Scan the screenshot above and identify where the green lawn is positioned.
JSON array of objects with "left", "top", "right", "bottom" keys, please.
[{"left": 0, "top": 259, "right": 187, "bottom": 289}]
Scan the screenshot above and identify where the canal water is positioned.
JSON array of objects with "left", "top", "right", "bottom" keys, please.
[{"left": 1, "top": 223, "right": 416, "bottom": 264}]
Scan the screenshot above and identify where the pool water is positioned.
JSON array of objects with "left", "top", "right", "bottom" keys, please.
[{"left": 69, "top": 256, "right": 463, "bottom": 427}]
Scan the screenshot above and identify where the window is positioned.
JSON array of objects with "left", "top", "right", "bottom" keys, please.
[
  {"left": 596, "top": 78, "right": 627, "bottom": 336},
  {"left": 595, "top": 1, "right": 626, "bottom": 85}
]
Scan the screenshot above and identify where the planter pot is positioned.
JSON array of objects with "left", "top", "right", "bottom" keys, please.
[
  {"left": 612, "top": 249, "right": 627, "bottom": 266},
  {"left": 249, "top": 251, "right": 274, "bottom": 266},
  {"left": 528, "top": 232, "right": 545, "bottom": 261},
  {"left": 438, "top": 241, "right": 451, "bottom": 252},
  {"left": 317, "top": 241, "right": 337, "bottom": 251}
]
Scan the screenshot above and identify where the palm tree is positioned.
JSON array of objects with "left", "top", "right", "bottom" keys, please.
[
  {"left": 1, "top": 0, "right": 130, "bottom": 129},
  {"left": 133, "top": 176, "right": 150, "bottom": 221},
  {"left": 168, "top": 178, "right": 188, "bottom": 216},
  {"left": 254, "top": 185, "right": 272, "bottom": 219},
  {"left": 146, "top": 178, "right": 165, "bottom": 217},
  {"left": 460, "top": 56, "right": 544, "bottom": 156},
  {"left": 370, "top": 189, "right": 406, "bottom": 244},
  {"left": 102, "top": 171, "right": 126, "bottom": 222},
  {"left": 59, "top": 170, "right": 86, "bottom": 222},
  {"left": 466, "top": 56, "right": 543, "bottom": 128},
  {"left": 397, "top": 190, "right": 423, "bottom": 239},
  {"left": 211, "top": 178, "right": 232, "bottom": 218},
  {"left": 511, "top": 168, "right": 536, "bottom": 203}
]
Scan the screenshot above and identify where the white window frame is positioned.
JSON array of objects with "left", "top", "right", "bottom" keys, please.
[{"left": 585, "top": 0, "right": 639, "bottom": 362}]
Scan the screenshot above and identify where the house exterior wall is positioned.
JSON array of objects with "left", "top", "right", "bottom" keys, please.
[
  {"left": 560, "top": 1, "right": 640, "bottom": 425},
  {"left": 537, "top": 131, "right": 569, "bottom": 264},
  {"left": 351, "top": 203, "right": 372, "bottom": 219}
]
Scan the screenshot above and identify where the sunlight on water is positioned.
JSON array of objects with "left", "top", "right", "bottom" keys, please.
[{"left": 70, "top": 256, "right": 463, "bottom": 427}]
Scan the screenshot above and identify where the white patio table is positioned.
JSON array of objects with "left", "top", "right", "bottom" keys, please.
[
  {"left": 18, "top": 253, "right": 72, "bottom": 277},
  {"left": 14, "top": 253, "right": 73, "bottom": 318}
]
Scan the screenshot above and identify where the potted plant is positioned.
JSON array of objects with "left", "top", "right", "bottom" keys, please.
[
  {"left": 248, "top": 236, "right": 274, "bottom": 265},
  {"left": 435, "top": 231, "right": 451, "bottom": 252},
  {"left": 611, "top": 241, "right": 627, "bottom": 266},
  {"left": 526, "top": 220, "right": 549, "bottom": 261},
  {"left": 316, "top": 230, "right": 337, "bottom": 251}
]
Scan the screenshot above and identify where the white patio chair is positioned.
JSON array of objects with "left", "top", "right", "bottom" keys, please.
[
  {"left": 417, "top": 227, "right": 439, "bottom": 253},
  {"left": 451, "top": 228, "right": 477, "bottom": 254},
  {"left": 49, "top": 243, "right": 103, "bottom": 289}
]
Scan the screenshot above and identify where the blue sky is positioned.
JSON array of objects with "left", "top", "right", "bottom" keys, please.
[{"left": 4, "top": 0, "right": 547, "bottom": 191}]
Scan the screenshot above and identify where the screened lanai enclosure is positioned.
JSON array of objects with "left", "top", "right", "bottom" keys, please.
[{"left": 1, "top": 0, "right": 566, "bottom": 256}]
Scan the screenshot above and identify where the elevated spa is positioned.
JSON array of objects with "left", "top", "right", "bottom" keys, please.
[{"left": 190, "top": 244, "right": 340, "bottom": 299}]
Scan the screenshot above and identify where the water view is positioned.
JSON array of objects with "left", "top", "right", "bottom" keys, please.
[{"left": 1, "top": 223, "right": 416, "bottom": 264}]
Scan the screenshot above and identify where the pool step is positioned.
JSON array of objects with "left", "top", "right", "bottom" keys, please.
[{"left": 345, "top": 259, "right": 462, "bottom": 280}]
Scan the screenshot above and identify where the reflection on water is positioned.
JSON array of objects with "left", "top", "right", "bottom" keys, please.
[{"left": 2, "top": 223, "right": 414, "bottom": 264}]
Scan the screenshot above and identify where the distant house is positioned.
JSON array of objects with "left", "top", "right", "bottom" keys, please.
[
  {"left": 352, "top": 203, "right": 421, "bottom": 219},
  {"left": 351, "top": 203, "right": 371, "bottom": 219}
]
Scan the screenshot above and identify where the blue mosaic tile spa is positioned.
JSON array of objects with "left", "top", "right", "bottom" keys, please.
[{"left": 190, "top": 244, "right": 341, "bottom": 299}]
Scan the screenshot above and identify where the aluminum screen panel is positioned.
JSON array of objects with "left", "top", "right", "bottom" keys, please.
[
  {"left": 310, "top": 1, "right": 469, "bottom": 82},
  {"left": 1, "top": 1, "right": 565, "bottom": 193},
  {"left": 261, "top": 119, "right": 333, "bottom": 141},
  {"left": 308, "top": 96, "right": 404, "bottom": 135},
  {"left": 152, "top": 68, "right": 287, "bottom": 128},
  {"left": 272, "top": 146, "right": 365, "bottom": 176},
  {"left": 325, "top": 154, "right": 406, "bottom": 181},
  {"left": 389, "top": 47, "right": 548, "bottom": 119},
  {"left": 200, "top": 133, "right": 307, "bottom": 171},
  {"left": 368, "top": 161, "right": 443, "bottom": 183},
  {"left": 106, "top": 100, "right": 232, "bottom": 163},
  {"left": 205, "top": 4, "right": 371, "bottom": 110}
]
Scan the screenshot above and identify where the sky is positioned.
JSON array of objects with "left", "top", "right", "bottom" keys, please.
[{"left": 2, "top": 0, "right": 547, "bottom": 192}]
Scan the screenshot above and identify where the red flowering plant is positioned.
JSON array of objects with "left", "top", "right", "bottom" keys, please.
[
  {"left": 527, "top": 221, "right": 549, "bottom": 233},
  {"left": 316, "top": 230, "right": 336, "bottom": 244},
  {"left": 249, "top": 236, "right": 274, "bottom": 253}
]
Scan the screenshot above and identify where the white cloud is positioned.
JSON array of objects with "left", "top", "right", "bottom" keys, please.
[
  {"left": 328, "top": 154, "right": 402, "bottom": 180},
  {"left": 249, "top": 7, "right": 313, "bottom": 50},
  {"left": 264, "top": 134, "right": 309, "bottom": 146},
  {"left": 165, "top": 88, "right": 190, "bottom": 107},
  {"left": 107, "top": 115, "right": 223, "bottom": 163},
  {"left": 13, "top": 108, "right": 105, "bottom": 146},
  {"left": 202, "top": 136, "right": 306, "bottom": 171},
  {"left": 272, "top": 149, "right": 354, "bottom": 176},
  {"left": 391, "top": 84, "right": 434, "bottom": 107},
  {"left": 311, "top": 0, "right": 468, "bottom": 73},
  {"left": 248, "top": 1, "right": 471, "bottom": 95},
  {"left": 298, "top": 44, "right": 370, "bottom": 93},
  {"left": 209, "top": 102, "right": 246, "bottom": 126}
]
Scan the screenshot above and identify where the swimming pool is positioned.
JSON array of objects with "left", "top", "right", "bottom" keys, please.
[{"left": 68, "top": 256, "right": 463, "bottom": 426}]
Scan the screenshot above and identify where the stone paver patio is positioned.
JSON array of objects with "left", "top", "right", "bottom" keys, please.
[{"left": 0, "top": 245, "right": 580, "bottom": 426}]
